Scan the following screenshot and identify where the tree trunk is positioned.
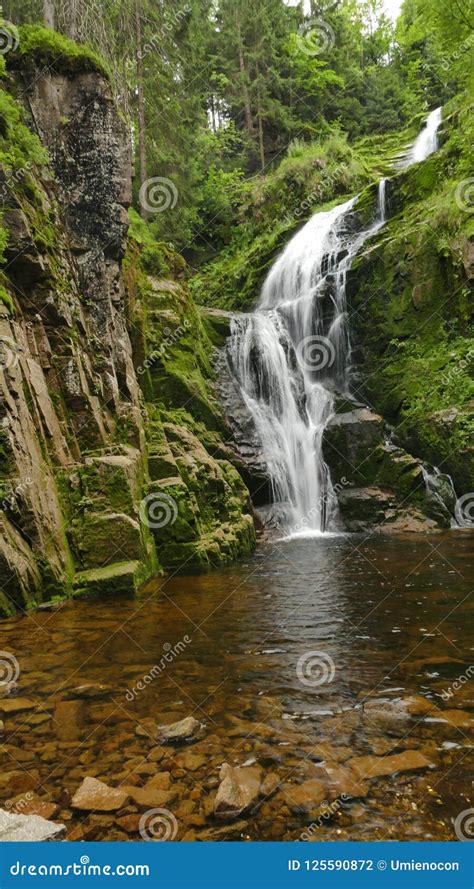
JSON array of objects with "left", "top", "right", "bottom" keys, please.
[
  {"left": 43, "top": 0, "right": 55, "bottom": 29},
  {"left": 134, "top": 0, "right": 148, "bottom": 221},
  {"left": 68, "top": 0, "right": 79, "bottom": 40},
  {"left": 235, "top": 14, "right": 254, "bottom": 138},
  {"left": 255, "top": 63, "right": 265, "bottom": 172}
]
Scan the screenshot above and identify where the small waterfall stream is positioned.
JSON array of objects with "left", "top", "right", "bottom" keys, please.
[{"left": 227, "top": 109, "right": 443, "bottom": 536}]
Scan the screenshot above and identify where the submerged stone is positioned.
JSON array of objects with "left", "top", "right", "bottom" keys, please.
[
  {"left": 157, "top": 716, "right": 204, "bottom": 745},
  {"left": 214, "top": 763, "right": 262, "bottom": 820},
  {"left": 71, "top": 777, "right": 129, "bottom": 812}
]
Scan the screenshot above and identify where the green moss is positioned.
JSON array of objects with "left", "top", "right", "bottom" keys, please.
[
  {"left": 8, "top": 25, "right": 110, "bottom": 80},
  {"left": 347, "top": 93, "right": 473, "bottom": 490}
]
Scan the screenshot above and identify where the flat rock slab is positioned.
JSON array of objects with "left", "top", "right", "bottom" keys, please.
[
  {"left": 71, "top": 776, "right": 129, "bottom": 812},
  {"left": 214, "top": 763, "right": 262, "bottom": 820},
  {"left": 0, "top": 809, "right": 65, "bottom": 842},
  {"left": 322, "top": 765, "right": 368, "bottom": 799},
  {"left": 157, "top": 716, "right": 204, "bottom": 745},
  {"left": 348, "top": 750, "right": 432, "bottom": 780},
  {"left": 282, "top": 779, "right": 327, "bottom": 814},
  {"left": 0, "top": 698, "right": 37, "bottom": 714}
]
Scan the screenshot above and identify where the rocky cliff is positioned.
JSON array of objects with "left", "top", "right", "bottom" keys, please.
[{"left": 0, "top": 31, "right": 255, "bottom": 617}]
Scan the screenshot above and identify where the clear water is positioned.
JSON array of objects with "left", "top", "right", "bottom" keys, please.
[{"left": 1, "top": 532, "right": 472, "bottom": 841}]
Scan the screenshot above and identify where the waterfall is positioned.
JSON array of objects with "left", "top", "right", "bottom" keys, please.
[
  {"left": 400, "top": 107, "right": 442, "bottom": 168},
  {"left": 227, "top": 182, "right": 387, "bottom": 536},
  {"left": 226, "top": 109, "right": 444, "bottom": 537}
]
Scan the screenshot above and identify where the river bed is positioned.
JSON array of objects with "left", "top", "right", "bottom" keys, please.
[{"left": 0, "top": 531, "right": 473, "bottom": 841}]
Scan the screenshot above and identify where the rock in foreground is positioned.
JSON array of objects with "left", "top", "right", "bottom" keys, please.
[
  {"left": 71, "top": 776, "right": 129, "bottom": 812},
  {"left": 157, "top": 716, "right": 204, "bottom": 745},
  {"left": 214, "top": 763, "right": 262, "bottom": 820},
  {"left": 0, "top": 809, "right": 65, "bottom": 842}
]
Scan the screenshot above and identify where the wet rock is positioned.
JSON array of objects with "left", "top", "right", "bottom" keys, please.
[
  {"left": 175, "top": 751, "right": 207, "bottom": 772},
  {"left": 65, "top": 683, "right": 114, "bottom": 700},
  {"left": 306, "top": 742, "right": 353, "bottom": 764},
  {"left": 157, "top": 716, "right": 204, "bottom": 745},
  {"left": 214, "top": 763, "right": 262, "bottom": 820},
  {"left": 322, "top": 765, "right": 368, "bottom": 799},
  {"left": 0, "top": 698, "right": 37, "bottom": 714},
  {"left": 115, "top": 814, "right": 141, "bottom": 834},
  {"left": 71, "top": 777, "right": 130, "bottom": 812},
  {"left": 348, "top": 750, "right": 433, "bottom": 780},
  {"left": 281, "top": 779, "right": 327, "bottom": 814},
  {"left": 12, "top": 799, "right": 59, "bottom": 821},
  {"left": 427, "top": 709, "right": 474, "bottom": 730},
  {"left": 0, "top": 809, "right": 66, "bottom": 841},
  {"left": 0, "top": 769, "right": 40, "bottom": 797},
  {"left": 196, "top": 820, "right": 250, "bottom": 841},
  {"left": 135, "top": 719, "right": 157, "bottom": 738},
  {"left": 54, "top": 700, "right": 87, "bottom": 741},
  {"left": 121, "top": 785, "right": 177, "bottom": 809},
  {"left": 260, "top": 772, "right": 281, "bottom": 798}
]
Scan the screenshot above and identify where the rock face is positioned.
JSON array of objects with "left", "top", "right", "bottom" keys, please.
[
  {"left": 323, "top": 404, "right": 451, "bottom": 532},
  {"left": 0, "top": 809, "right": 65, "bottom": 841},
  {"left": 0, "top": 43, "right": 256, "bottom": 613},
  {"left": 0, "top": 53, "right": 156, "bottom": 612}
]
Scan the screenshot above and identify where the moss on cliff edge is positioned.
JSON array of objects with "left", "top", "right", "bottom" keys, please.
[{"left": 125, "top": 221, "right": 256, "bottom": 570}]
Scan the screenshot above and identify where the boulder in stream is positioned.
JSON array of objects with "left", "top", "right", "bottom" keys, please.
[
  {"left": 157, "top": 716, "right": 205, "bottom": 745},
  {"left": 214, "top": 763, "right": 262, "bottom": 820}
]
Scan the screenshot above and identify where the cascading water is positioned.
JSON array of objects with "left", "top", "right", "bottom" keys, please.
[
  {"left": 227, "top": 109, "right": 441, "bottom": 537},
  {"left": 228, "top": 188, "right": 387, "bottom": 536},
  {"left": 399, "top": 107, "right": 442, "bottom": 168}
]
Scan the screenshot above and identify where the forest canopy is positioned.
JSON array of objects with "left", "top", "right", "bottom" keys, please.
[{"left": 2, "top": 0, "right": 473, "bottom": 250}]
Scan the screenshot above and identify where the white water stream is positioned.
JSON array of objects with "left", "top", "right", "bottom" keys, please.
[{"left": 228, "top": 109, "right": 443, "bottom": 535}]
